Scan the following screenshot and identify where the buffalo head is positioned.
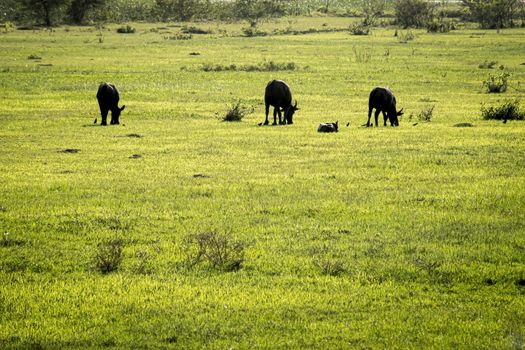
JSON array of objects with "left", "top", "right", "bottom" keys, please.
[
  {"left": 388, "top": 107, "right": 403, "bottom": 127},
  {"left": 111, "top": 105, "right": 126, "bottom": 125},
  {"left": 284, "top": 101, "right": 299, "bottom": 124}
]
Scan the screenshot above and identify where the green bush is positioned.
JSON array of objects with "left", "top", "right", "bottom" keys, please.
[
  {"left": 350, "top": 23, "right": 370, "bottom": 35},
  {"left": 462, "top": 0, "right": 521, "bottom": 29},
  {"left": 427, "top": 19, "right": 455, "bottom": 33},
  {"left": 223, "top": 101, "right": 252, "bottom": 122},
  {"left": 397, "top": 29, "right": 415, "bottom": 43},
  {"left": 116, "top": 25, "right": 136, "bottom": 34},
  {"left": 201, "top": 61, "right": 297, "bottom": 72},
  {"left": 181, "top": 25, "right": 212, "bottom": 34},
  {"left": 314, "top": 258, "right": 346, "bottom": 276},
  {"left": 395, "top": 0, "right": 434, "bottom": 28},
  {"left": 481, "top": 100, "right": 524, "bottom": 121},
  {"left": 94, "top": 239, "right": 124, "bottom": 273},
  {"left": 483, "top": 72, "right": 510, "bottom": 93},
  {"left": 410, "top": 105, "right": 435, "bottom": 122}
]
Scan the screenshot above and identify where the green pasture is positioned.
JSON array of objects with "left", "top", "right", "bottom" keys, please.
[{"left": 1, "top": 18, "right": 524, "bottom": 348}]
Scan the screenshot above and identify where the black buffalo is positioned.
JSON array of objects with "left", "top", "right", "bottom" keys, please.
[
  {"left": 96, "top": 83, "right": 125, "bottom": 126},
  {"left": 367, "top": 87, "right": 403, "bottom": 127},
  {"left": 317, "top": 121, "right": 338, "bottom": 133},
  {"left": 264, "top": 80, "right": 299, "bottom": 125}
]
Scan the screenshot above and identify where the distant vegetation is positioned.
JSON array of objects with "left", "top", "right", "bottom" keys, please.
[{"left": 1, "top": 0, "right": 524, "bottom": 29}]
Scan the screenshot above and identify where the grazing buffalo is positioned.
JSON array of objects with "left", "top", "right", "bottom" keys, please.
[
  {"left": 367, "top": 87, "right": 403, "bottom": 127},
  {"left": 264, "top": 80, "right": 299, "bottom": 125},
  {"left": 318, "top": 121, "right": 338, "bottom": 133},
  {"left": 96, "top": 83, "right": 125, "bottom": 126}
]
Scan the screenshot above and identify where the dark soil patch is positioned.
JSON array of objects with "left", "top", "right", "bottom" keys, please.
[
  {"left": 129, "top": 154, "right": 142, "bottom": 159},
  {"left": 454, "top": 122, "right": 474, "bottom": 127},
  {"left": 193, "top": 173, "right": 210, "bottom": 178},
  {"left": 60, "top": 149, "right": 80, "bottom": 154},
  {"left": 126, "top": 133, "right": 143, "bottom": 138},
  {"left": 516, "top": 278, "right": 525, "bottom": 287},
  {"left": 59, "top": 170, "right": 74, "bottom": 174},
  {"left": 189, "top": 52, "right": 200, "bottom": 56}
]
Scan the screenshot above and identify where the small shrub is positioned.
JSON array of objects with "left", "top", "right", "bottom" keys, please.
[
  {"left": 314, "top": 258, "right": 346, "bottom": 276},
  {"left": 349, "top": 23, "right": 370, "bottom": 35},
  {"left": 246, "top": 61, "right": 296, "bottom": 72},
  {"left": 410, "top": 105, "right": 434, "bottom": 122},
  {"left": 395, "top": 0, "right": 434, "bottom": 28},
  {"left": 242, "top": 26, "right": 267, "bottom": 37},
  {"left": 479, "top": 60, "right": 497, "bottom": 69},
  {"left": 398, "top": 30, "right": 415, "bottom": 43},
  {"left": 427, "top": 20, "right": 454, "bottom": 33},
  {"left": 164, "top": 34, "right": 192, "bottom": 40},
  {"left": 353, "top": 47, "right": 372, "bottom": 63},
  {"left": 134, "top": 250, "right": 154, "bottom": 274},
  {"left": 223, "top": 101, "right": 252, "bottom": 122},
  {"left": 116, "top": 25, "right": 136, "bottom": 34},
  {"left": 3, "top": 22, "right": 15, "bottom": 32},
  {"left": 181, "top": 26, "right": 212, "bottom": 34},
  {"left": 483, "top": 72, "right": 510, "bottom": 93},
  {"left": 453, "top": 122, "right": 474, "bottom": 127},
  {"left": 94, "top": 239, "right": 124, "bottom": 273},
  {"left": 201, "top": 61, "right": 297, "bottom": 72},
  {"left": 481, "top": 100, "right": 524, "bottom": 121},
  {"left": 183, "top": 232, "right": 245, "bottom": 272}
]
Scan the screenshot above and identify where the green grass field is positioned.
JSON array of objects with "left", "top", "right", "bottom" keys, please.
[{"left": 1, "top": 18, "right": 525, "bottom": 348}]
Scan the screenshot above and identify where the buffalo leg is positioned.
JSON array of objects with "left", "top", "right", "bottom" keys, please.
[
  {"left": 100, "top": 108, "right": 109, "bottom": 126},
  {"left": 110, "top": 111, "right": 119, "bottom": 125},
  {"left": 382, "top": 111, "right": 388, "bottom": 126},
  {"left": 273, "top": 108, "right": 278, "bottom": 125},
  {"left": 264, "top": 104, "right": 270, "bottom": 125},
  {"left": 278, "top": 108, "right": 284, "bottom": 125},
  {"left": 367, "top": 108, "right": 373, "bottom": 127},
  {"left": 374, "top": 110, "right": 380, "bottom": 127}
]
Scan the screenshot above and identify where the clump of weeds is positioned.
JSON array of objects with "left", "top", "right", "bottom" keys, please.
[
  {"left": 483, "top": 71, "right": 510, "bottom": 93},
  {"left": 314, "top": 258, "right": 347, "bottom": 276},
  {"left": 93, "top": 239, "right": 124, "bottom": 273},
  {"left": 182, "top": 232, "right": 246, "bottom": 272},
  {"left": 222, "top": 101, "right": 253, "bottom": 122},
  {"left": 409, "top": 105, "right": 435, "bottom": 122}
]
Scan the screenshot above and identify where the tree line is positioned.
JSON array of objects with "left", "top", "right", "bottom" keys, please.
[{"left": 1, "top": 0, "right": 524, "bottom": 30}]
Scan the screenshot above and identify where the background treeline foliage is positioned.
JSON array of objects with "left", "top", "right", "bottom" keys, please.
[{"left": 1, "top": 0, "right": 524, "bottom": 29}]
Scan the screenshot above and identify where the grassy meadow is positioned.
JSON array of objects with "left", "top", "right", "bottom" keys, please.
[{"left": 1, "top": 17, "right": 525, "bottom": 348}]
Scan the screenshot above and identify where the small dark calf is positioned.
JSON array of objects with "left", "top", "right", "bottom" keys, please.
[
  {"left": 367, "top": 87, "right": 403, "bottom": 127},
  {"left": 264, "top": 80, "right": 299, "bottom": 126},
  {"left": 96, "top": 82, "right": 125, "bottom": 126},
  {"left": 318, "top": 121, "right": 338, "bottom": 133}
]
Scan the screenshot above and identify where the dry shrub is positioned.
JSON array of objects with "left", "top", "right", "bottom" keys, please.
[
  {"left": 94, "top": 239, "right": 124, "bottom": 273},
  {"left": 222, "top": 101, "right": 253, "bottom": 122},
  {"left": 183, "top": 232, "right": 245, "bottom": 272}
]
